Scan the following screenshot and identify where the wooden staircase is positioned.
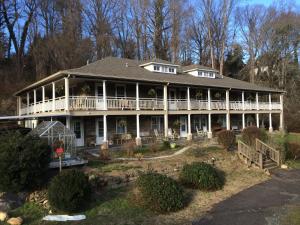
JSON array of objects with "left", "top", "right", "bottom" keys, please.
[{"left": 238, "top": 139, "right": 280, "bottom": 170}]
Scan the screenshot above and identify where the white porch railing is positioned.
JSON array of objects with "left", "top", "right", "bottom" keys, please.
[
  {"left": 229, "top": 101, "right": 243, "bottom": 110},
  {"left": 190, "top": 100, "right": 208, "bottom": 110},
  {"left": 139, "top": 98, "right": 164, "bottom": 110},
  {"left": 211, "top": 100, "right": 226, "bottom": 110},
  {"left": 19, "top": 96, "right": 283, "bottom": 115},
  {"left": 107, "top": 97, "right": 136, "bottom": 110},
  {"left": 168, "top": 99, "right": 188, "bottom": 110}
]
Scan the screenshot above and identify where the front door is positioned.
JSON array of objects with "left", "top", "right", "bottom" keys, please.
[
  {"left": 72, "top": 120, "right": 84, "bottom": 147},
  {"left": 180, "top": 116, "right": 188, "bottom": 137},
  {"left": 96, "top": 118, "right": 104, "bottom": 145},
  {"left": 95, "top": 83, "right": 104, "bottom": 110}
]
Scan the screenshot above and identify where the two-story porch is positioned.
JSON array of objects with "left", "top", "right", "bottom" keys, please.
[{"left": 16, "top": 76, "right": 284, "bottom": 147}]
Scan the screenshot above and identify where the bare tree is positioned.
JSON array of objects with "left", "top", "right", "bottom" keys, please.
[{"left": 0, "top": 0, "right": 37, "bottom": 77}]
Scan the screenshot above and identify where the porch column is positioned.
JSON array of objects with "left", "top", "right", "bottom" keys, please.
[
  {"left": 256, "top": 113, "right": 259, "bottom": 128},
  {"left": 164, "top": 84, "right": 168, "bottom": 139},
  {"left": 269, "top": 113, "right": 273, "bottom": 132},
  {"left": 66, "top": 116, "right": 71, "bottom": 129},
  {"left": 164, "top": 114, "right": 168, "bottom": 139},
  {"left": 52, "top": 82, "right": 56, "bottom": 111},
  {"left": 187, "top": 87, "right": 191, "bottom": 110},
  {"left": 33, "top": 89, "right": 37, "bottom": 113},
  {"left": 207, "top": 88, "right": 211, "bottom": 110},
  {"left": 103, "top": 80, "right": 107, "bottom": 110},
  {"left": 163, "top": 85, "right": 168, "bottom": 111},
  {"left": 136, "top": 83, "right": 140, "bottom": 110},
  {"left": 42, "top": 86, "right": 45, "bottom": 112},
  {"left": 103, "top": 115, "right": 107, "bottom": 142},
  {"left": 226, "top": 90, "right": 230, "bottom": 130},
  {"left": 242, "top": 91, "right": 245, "bottom": 110},
  {"left": 187, "top": 114, "right": 192, "bottom": 140},
  {"left": 208, "top": 113, "right": 212, "bottom": 138},
  {"left": 269, "top": 93, "right": 272, "bottom": 110},
  {"left": 136, "top": 114, "right": 141, "bottom": 145},
  {"left": 279, "top": 94, "right": 284, "bottom": 131},
  {"left": 226, "top": 90, "right": 230, "bottom": 111},
  {"left": 26, "top": 92, "right": 30, "bottom": 114},
  {"left": 17, "top": 96, "right": 22, "bottom": 116},
  {"left": 64, "top": 77, "right": 69, "bottom": 111},
  {"left": 256, "top": 92, "right": 259, "bottom": 110},
  {"left": 242, "top": 113, "right": 245, "bottom": 130}
]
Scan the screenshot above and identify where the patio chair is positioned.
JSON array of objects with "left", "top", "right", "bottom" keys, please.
[
  {"left": 154, "top": 129, "right": 163, "bottom": 140},
  {"left": 196, "top": 126, "right": 205, "bottom": 138},
  {"left": 168, "top": 128, "right": 175, "bottom": 140}
]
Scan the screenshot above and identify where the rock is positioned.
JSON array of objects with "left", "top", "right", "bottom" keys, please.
[
  {"left": 264, "top": 169, "right": 271, "bottom": 176},
  {"left": 281, "top": 164, "right": 288, "bottom": 169},
  {"left": 0, "top": 211, "right": 8, "bottom": 221},
  {"left": 7, "top": 217, "right": 23, "bottom": 225},
  {"left": 0, "top": 193, "right": 23, "bottom": 211}
]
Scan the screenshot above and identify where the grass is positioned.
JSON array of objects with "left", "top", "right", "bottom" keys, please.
[
  {"left": 88, "top": 160, "right": 142, "bottom": 172},
  {"left": 186, "top": 145, "right": 223, "bottom": 158},
  {"left": 281, "top": 206, "right": 300, "bottom": 225},
  {"left": 0, "top": 202, "right": 47, "bottom": 225},
  {"left": 285, "top": 160, "right": 300, "bottom": 169}
]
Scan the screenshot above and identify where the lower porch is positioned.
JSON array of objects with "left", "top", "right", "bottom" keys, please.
[{"left": 24, "top": 112, "right": 282, "bottom": 148}]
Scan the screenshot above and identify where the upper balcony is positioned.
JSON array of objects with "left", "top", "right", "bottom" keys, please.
[{"left": 18, "top": 78, "right": 283, "bottom": 116}]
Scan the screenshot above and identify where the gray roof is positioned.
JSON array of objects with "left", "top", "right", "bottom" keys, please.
[
  {"left": 182, "top": 64, "right": 218, "bottom": 72},
  {"left": 15, "top": 57, "right": 284, "bottom": 95}
]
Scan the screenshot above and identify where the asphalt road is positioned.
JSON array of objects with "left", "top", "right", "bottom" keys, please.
[{"left": 193, "top": 169, "right": 300, "bottom": 225}]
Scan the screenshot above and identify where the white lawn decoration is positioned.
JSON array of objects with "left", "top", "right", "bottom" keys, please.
[{"left": 43, "top": 215, "right": 86, "bottom": 221}]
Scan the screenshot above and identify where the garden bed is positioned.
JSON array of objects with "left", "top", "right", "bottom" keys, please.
[{"left": 4, "top": 142, "right": 270, "bottom": 225}]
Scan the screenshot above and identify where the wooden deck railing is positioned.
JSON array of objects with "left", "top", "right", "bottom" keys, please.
[
  {"left": 256, "top": 138, "right": 280, "bottom": 165},
  {"left": 238, "top": 140, "right": 263, "bottom": 169},
  {"left": 19, "top": 96, "right": 283, "bottom": 115}
]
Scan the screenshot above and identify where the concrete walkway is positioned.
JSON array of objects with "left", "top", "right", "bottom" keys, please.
[
  {"left": 193, "top": 169, "right": 300, "bottom": 225},
  {"left": 88, "top": 145, "right": 192, "bottom": 160}
]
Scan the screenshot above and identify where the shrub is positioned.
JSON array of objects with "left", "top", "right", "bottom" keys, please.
[
  {"left": 0, "top": 132, "right": 51, "bottom": 192},
  {"left": 48, "top": 169, "right": 91, "bottom": 213},
  {"left": 148, "top": 142, "right": 160, "bottom": 153},
  {"left": 122, "top": 140, "right": 136, "bottom": 157},
  {"left": 217, "top": 130, "right": 235, "bottom": 150},
  {"left": 241, "top": 126, "right": 267, "bottom": 146},
  {"left": 161, "top": 140, "right": 170, "bottom": 150},
  {"left": 136, "top": 172, "right": 184, "bottom": 212},
  {"left": 179, "top": 162, "right": 224, "bottom": 191},
  {"left": 286, "top": 142, "right": 300, "bottom": 160}
]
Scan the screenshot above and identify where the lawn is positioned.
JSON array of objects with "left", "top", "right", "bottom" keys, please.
[{"left": 5, "top": 142, "right": 270, "bottom": 225}]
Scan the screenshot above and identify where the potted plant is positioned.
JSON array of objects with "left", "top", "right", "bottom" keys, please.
[
  {"left": 147, "top": 88, "right": 156, "bottom": 98},
  {"left": 196, "top": 89, "right": 203, "bottom": 100},
  {"left": 80, "top": 83, "right": 91, "bottom": 96}
]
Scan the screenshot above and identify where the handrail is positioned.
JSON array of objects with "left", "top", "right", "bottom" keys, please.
[
  {"left": 238, "top": 140, "right": 263, "bottom": 169},
  {"left": 256, "top": 138, "right": 280, "bottom": 165}
]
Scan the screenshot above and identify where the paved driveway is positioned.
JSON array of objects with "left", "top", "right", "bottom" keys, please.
[{"left": 193, "top": 169, "right": 300, "bottom": 225}]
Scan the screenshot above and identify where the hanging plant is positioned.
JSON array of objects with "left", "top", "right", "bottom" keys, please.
[
  {"left": 119, "top": 119, "right": 127, "bottom": 127},
  {"left": 148, "top": 88, "right": 156, "bottom": 98},
  {"left": 55, "top": 86, "right": 64, "bottom": 96},
  {"left": 173, "top": 119, "right": 180, "bottom": 129},
  {"left": 196, "top": 89, "right": 203, "bottom": 99},
  {"left": 80, "top": 84, "right": 91, "bottom": 96},
  {"left": 214, "top": 92, "right": 221, "bottom": 99}
]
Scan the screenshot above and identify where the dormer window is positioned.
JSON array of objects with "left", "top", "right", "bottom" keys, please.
[
  {"left": 140, "top": 60, "right": 179, "bottom": 74},
  {"left": 154, "top": 65, "right": 160, "bottom": 71},
  {"left": 185, "top": 67, "right": 217, "bottom": 79}
]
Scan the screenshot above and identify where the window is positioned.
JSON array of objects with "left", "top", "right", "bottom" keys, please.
[
  {"left": 151, "top": 116, "right": 163, "bottom": 132},
  {"left": 73, "top": 121, "right": 81, "bottom": 139},
  {"left": 116, "top": 117, "right": 127, "bottom": 134},
  {"left": 169, "top": 67, "right": 175, "bottom": 73},
  {"left": 115, "top": 85, "right": 126, "bottom": 98},
  {"left": 97, "top": 119, "right": 103, "bottom": 137},
  {"left": 198, "top": 71, "right": 203, "bottom": 76},
  {"left": 154, "top": 65, "right": 160, "bottom": 71},
  {"left": 96, "top": 85, "right": 103, "bottom": 97},
  {"left": 209, "top": 72, "right": 213, "bottom": 77}
]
